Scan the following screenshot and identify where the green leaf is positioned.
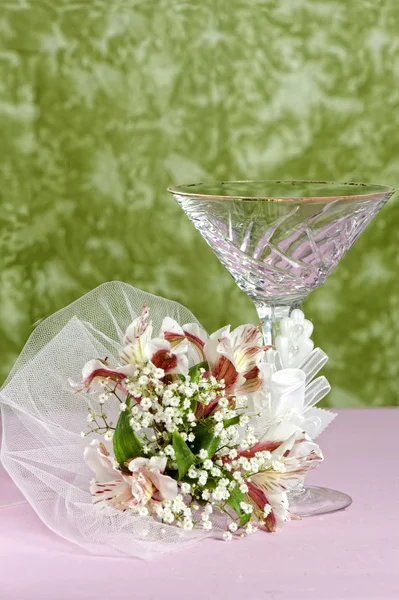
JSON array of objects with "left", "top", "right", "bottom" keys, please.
[
  {"left": 173, "top": 431, "right": 196, "bottom": 479},
  {"left": 226, "top": 485, "right": 252, "bottom": 527},
  {"left": 113, "top": 410, "right": 144, "bottom": 468},
  {"left": 223, "top": 415, "right": 240, "bottom": 428},
  {"left": 188, "top": 361, "right": 209, "bottom": 381},
  {"left": 190, "top": 423, "right": 220, "bottom": 458}
]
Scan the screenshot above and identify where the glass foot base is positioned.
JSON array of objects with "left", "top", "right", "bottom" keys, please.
[{"left": 289, "top": 486, "right": 352, "bottom": 517}]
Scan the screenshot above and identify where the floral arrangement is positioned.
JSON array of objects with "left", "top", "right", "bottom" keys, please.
[{"left": 74, "top": 307, "right": 333, "bottom": 540}]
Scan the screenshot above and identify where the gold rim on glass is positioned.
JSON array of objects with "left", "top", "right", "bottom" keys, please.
[{"left": 168, "top": 180, "right": 395, "bottom": 202}]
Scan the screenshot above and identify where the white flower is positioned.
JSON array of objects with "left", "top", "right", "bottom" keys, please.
[
  {"left": 245, "top": 523, "right": 257, "bottom": 535},
  {"left": 181, "top": 482, "right": 191, "bottom": 495},
  {"left": 187, "top": 412, "right": 196, "bottom": 423},
  {"left": 183, "top": 506, "right": 193, "bottom": 518},
  {"left": 212, "top": 489, "right": 223, "bottom": 501},
  {"left": 183, "top": 519, "right": 194, "bottom": 530},
  {"left": 154, "top": 368, "right": 165, "bottom": 379},
  {"left": 187, "top": 433, "right": 195, "bottom": 442},
  {"left": 141, "top": 398, "right": 152, "bottom": 410},
  {"left": 104, "top": 431, "right": 114, "bottom": 441},
  {"left": 139, "top": 507, "right": 149, "bottom": 517},
  {"left": 138, "top": 375, "right": 149, "bottom": 386},
  {"left": 247, "top": 434, "right": 257, "bottom": 445},
  {"left": 236, "top": 396, "right": 247, "bottom": 408},
  {"left": 163, "top": 510, "right": 174, "bottom": 524},
  {"left": 203, "top": 521, "right": 212, "bottom": 530},
  {"left": 87, "top": 414, "right": 94, "bottom": 423},
  {"left": 80, "top": 431, "right": 86, "bottom": 438},
  {"left": 199, "top": 449, "right": 208, "bottom": 460},
  {"left": 229, "top": 449, "right": 238, "bottom": 459},
  {"left": 271, "top": 460, "right": 286, "bottom": 472},
  {"left": 202, "top": 490, "right": 210, "bottom": 500},
  {"left": 229, "top": 522, "right": 238, "bottom": 532},
  {"left": 188, "top": 466, "right": 198, "bottom": 479},
  {"left": 240, "top": 415, "right": 249, "bottom": 426},
  {"left": 240, "top": 502, "right": 253, "bottom": 515},
  {"left": 263, "top": 504, "right": 272, "bottom": 517},
  {"left": 172, "top": 495, "right": 186, "bottom": 513},
  {"left": 223, "top": 531, "right": 233, "bottom": 541},
  {"left": 164, "top": 445, "right": 175, "bottom": 458},
  {"left": 141, "top": 415, "right": 153, "bottom": 428},
  {"left": 239, "top": 483, "right": 249, "bottom": 493},
  {"left": 120, "top": 403, "right": 127, "bottom": 412},
  {"left": 203, "top": 459, "right": 213, "bottom": 470}
]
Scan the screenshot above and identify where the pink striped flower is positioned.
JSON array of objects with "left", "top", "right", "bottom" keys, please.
[
  {"left": 119, "top": 312, "right": 190, "bottom": 375},
  {"left": 84, "top": 441, "right": 177, "bottom": 511},
  {"left": 161, "top": 317, "right": 209, "bottom": 365},
  {"left": 204, "top": 323, "right": 264, "bottom": 395},
  {"left": 245, "top": 432, "right": 323, "bottom": 531},
  {"left": 71, "top": 359, "right": 134, "bottom": 395}
]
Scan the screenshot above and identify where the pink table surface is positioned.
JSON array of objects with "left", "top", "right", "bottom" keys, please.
[{"left": 1, "top": 408, "right": 398, "bottom": 600}]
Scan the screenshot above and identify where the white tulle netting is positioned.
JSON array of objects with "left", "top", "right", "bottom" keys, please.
[{"left": 0, "top": 282, "right": 230, "bottom": 559}]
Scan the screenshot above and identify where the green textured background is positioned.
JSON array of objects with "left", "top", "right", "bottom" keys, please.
[{"left": 1, "top": 0, "right": 398, "bottom": 406}]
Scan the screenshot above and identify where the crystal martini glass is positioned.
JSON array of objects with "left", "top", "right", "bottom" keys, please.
[{"left": 168, "top": 180, "right": 395, "bottom": 517}]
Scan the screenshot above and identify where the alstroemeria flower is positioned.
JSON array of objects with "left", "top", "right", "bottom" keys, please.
[
  {"left": 119, "top": 306, "right": 154, "bottom": 366},
  {"left": 119, "top": 311, "right": 190, "bottom": 375},
  {"left": 127, "top": 457, "right": 178, "bottom": 504},
  {"left": 84, "top": 440, "right": 137, "bottom": 511},
  {"left": 162, "top": 317, "right": 209, "bottom": 365},
  {"left": 123, "top": 305, "right": 152, "bottom": 345},
  {"left": 204, "top": 323, "right": 264, "bottom": 395},
  {"left": 243, "top": 432, "right": 323, "bottom": 531},
  {"left": 73, "top": 358, "right": 135, "bottom": 395},
  {"left": 85, "top": 441, "right": 178, "bottom": 511},
  {"left": 147, "top": 337, "right": 189, "bottom": 375}
]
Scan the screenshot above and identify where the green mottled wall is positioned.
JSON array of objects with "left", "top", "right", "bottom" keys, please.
[{"left": 1, "top": 0, "right": 398, "bottom": 406}]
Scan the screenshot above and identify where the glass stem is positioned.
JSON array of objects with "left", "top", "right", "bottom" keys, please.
[
  {"left": 255, "top": 296, "right": 307, "bottom": 501},
  {"left": 254, "top": 296, "right": 305, "bottom": 347}
]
